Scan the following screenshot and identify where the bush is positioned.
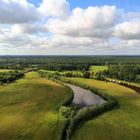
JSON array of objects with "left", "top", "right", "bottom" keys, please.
[
  {"left": 60, "top": 106, "right": 76, "bottom": 118},
  {"left": 82, "top": 71, "right": 90, "bottom": 78},
  {"left": 0, "top": 71, "right": 24, "bottom": 84}
]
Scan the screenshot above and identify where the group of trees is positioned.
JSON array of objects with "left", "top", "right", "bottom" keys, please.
[
  {"left": 1, "top": 56, "right": 139, "bottom": 71},
  {"left": 0, "top": 56, "right": 100, "bottom": 71},
  {"left": 60, "top": 64, "right": 140, "bottom": 82},
  {"left": 62, "top": 71, "right": 91, "bottom": 78},
  {"left": 95, "top": 64, "right": 140, "bottom": 82},
  {"left": 0, "top": 71, "right": 24, "bottom": 84},
  {"left": 40, "top": 63, "right": 89, "bottom": 71},
  {"left": 39, "top": 63, "right": 140, "bottom": 82}
]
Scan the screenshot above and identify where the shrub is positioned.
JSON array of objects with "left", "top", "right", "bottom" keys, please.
[
  {"left": 59, "top": 106, "right": 76, "bottom": 118},
  {"left": 0, "top": 71, "right": 24, "bottom": 84}
]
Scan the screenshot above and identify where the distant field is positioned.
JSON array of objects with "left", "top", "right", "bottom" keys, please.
[
  {"left": 0, "top": 72, "right": 72, "bottom": 140},
  {"left": 43, "top": 70, "right": 83, "bottom": 76},
  {"left": 63, "top": 77, "right": 140, "bottom": 140},
  {"left": 89, "top": 66, "right": 108, "bottom": 73},
  {"left": 60, "top": 71, "right": 82, "bottom": 74},
  {"left": 0, "top": 69, "right": 13, "bottom": 72}
]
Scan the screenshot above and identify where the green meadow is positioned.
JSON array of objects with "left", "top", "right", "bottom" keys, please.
[
  {"left": 89, "top": 66, "right": 108, "bottom": 73},
  {"left": 62, "top": 77, "right": 140, "bottom": 140},
  {"left": 0, "top": 72, "right": 72, "bottom": 140},
  {"left": 0, "top": 69, "right": 13, "bottom": 72},
  {"left": 0, "top": 66, "right": 140, "bottom": 140}
]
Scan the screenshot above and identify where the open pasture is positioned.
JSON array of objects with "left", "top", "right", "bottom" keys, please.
[
  {"left": 89, "top": 66, "right": 108, "bottom": 73},
  {"left": 0, "top": 69, "right": 13, "bottom": 72},
  {"left": 0, "top": 72, "right": 72, "bottom": 140}
]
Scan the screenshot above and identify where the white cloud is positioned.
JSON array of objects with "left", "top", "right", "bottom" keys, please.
[
  {"left": 47, "top": 6, "right": 120, "bottom": 39},
  {"left": 0, "top": 28, "right": 48, "bottom": 49},
  {"left": 0, "top": 0, "right": 140, "bottom": 55},
  {"left": 12, "top": 23, "right": 48, "bottom": 34},
  {"left": 38, "top": 0, "right": 70, "bottom": 18},
  {"left": 114, "top": 20, "right": 140, "bottom": 40},
  {"left": 0, "top": 0, "right": 41, "bottom": 24}
]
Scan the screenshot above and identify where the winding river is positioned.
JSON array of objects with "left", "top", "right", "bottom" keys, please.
[{"left": 64, "top": 83, "right": 106, "bottom": 107}]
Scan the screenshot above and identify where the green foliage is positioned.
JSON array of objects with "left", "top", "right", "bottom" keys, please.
[
  {"left": 0, "top": 56, "right": 140, "bottom": 70},
  {"left": 62, "top": 72, "right": 82, "bottom": 78},
  {"left": 91, "top": 64, "right": 140, "bottom": 82},
  {"left": 0, "top": 71, "right": 24, "bottom": 84},
  {"left": 95, "top": 71, "right": 106, "bottom": 81},
  {"left": 60, "top": 106, "right": 76, "bottom": 118},
  {"left": 107, "top": 64, "right": 140, "bottom": 82},
  {"left": 66, "top": 100, "right": 118, "bottom": 139},
  {"left": 83, "top": 71, "right": 90, "bottom": 78}
]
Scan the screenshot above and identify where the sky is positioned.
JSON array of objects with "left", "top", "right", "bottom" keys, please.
[{"left": 0, "top": 0, "right": 140, "bottom": 55}]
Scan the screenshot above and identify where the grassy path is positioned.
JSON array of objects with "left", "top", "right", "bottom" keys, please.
[
  {"left": 0, "top": 72, "right": 72, "bottom": 140},
  {"left": 63, "top": 78, "right": 140, "bottom": 140}
]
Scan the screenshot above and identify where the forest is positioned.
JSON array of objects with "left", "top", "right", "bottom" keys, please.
[{"left": 0, "top": 55, "right": 140, "bottom": 70}]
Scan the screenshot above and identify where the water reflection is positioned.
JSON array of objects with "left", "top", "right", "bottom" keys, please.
[{"left": 65, "top": 83, "right": 106, "bottom": 107}]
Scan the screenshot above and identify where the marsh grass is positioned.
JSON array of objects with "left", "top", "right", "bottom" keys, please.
[
  {"left": 0, "top": 72, "right": 72, "bottom": 140},
  {"left": 63, "top": 78, "right": 140, "bottom": 140}
]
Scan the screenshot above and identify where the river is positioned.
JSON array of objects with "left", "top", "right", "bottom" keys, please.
[{"left": 64, "top": 83, "right": 106, "bottom": 107}]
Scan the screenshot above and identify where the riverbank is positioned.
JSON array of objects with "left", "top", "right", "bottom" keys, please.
[
  {"left": 62, "top": 77, "right": 140, "bottom": 140},
  {"left": 59, "top": 77, "right": 118, "bottom": 140}
]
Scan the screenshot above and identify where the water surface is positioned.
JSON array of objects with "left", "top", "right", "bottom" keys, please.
[{"left": 65, "top": 83, "right": 106, "bottom": 107}]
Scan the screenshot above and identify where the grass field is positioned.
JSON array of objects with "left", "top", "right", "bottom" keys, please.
[
  {"left": 0, "top": 69, "right": 13, "bottom": 72},
  {"left": 0, "top": 72, "right": 72, "bottom": 140},
  {"left": 62, "top": 77, "right": 140, "bottom": 140},
  {"left": 60, "top": 71, "right": 82, "bottom": 75},
  {"left": 89, "top": 66, "right": 108, "bottom": 73},
  {"left": 44, "top": 70, "right": 83, "bottom": 75}
]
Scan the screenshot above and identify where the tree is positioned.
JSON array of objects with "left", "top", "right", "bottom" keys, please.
[{"left": 83, "top": 71, "right": 90, "bottom": 78}]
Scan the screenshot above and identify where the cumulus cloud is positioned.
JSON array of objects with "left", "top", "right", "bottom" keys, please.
[
  {"left": 38, "top": 0, "right": 70, "bottom": 18},
  {"left": 114, "top": 20, "right": 140, "bottom": 40},
  {"left": 12, "top": 23, "right": 48, "bottom": 34},
  {"left": 0, "top": 0, "right": 41, "bottom": 24},
  {"left": 47, "top": 6, "right": 120, "bottom": 39},
  {"left": 0, "top": 28, "right": 48, "bottom": 49},
  {"left": 0, "top": 0, "right": 140, "bottom": 55}
]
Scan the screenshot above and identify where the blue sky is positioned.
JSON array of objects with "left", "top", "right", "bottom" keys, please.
[{"left": 28, "top": 0, "right": 140, "bottom": 11}]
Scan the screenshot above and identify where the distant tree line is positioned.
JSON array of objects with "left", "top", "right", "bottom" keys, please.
[
  {"left": 95, "top": 64, "right": 140, "bottom": 82},
  {"left": 0, "top": 71, "right": 24, "bottom": 84},
  {"left": 40, "top": 64, "right": 89, "bottom": 71},
  {"left": 39, "top": 64, "right": 140, "bottom": 82},
  {"left": 0, "top": 56, "right": 140, "bottom": 71}
]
